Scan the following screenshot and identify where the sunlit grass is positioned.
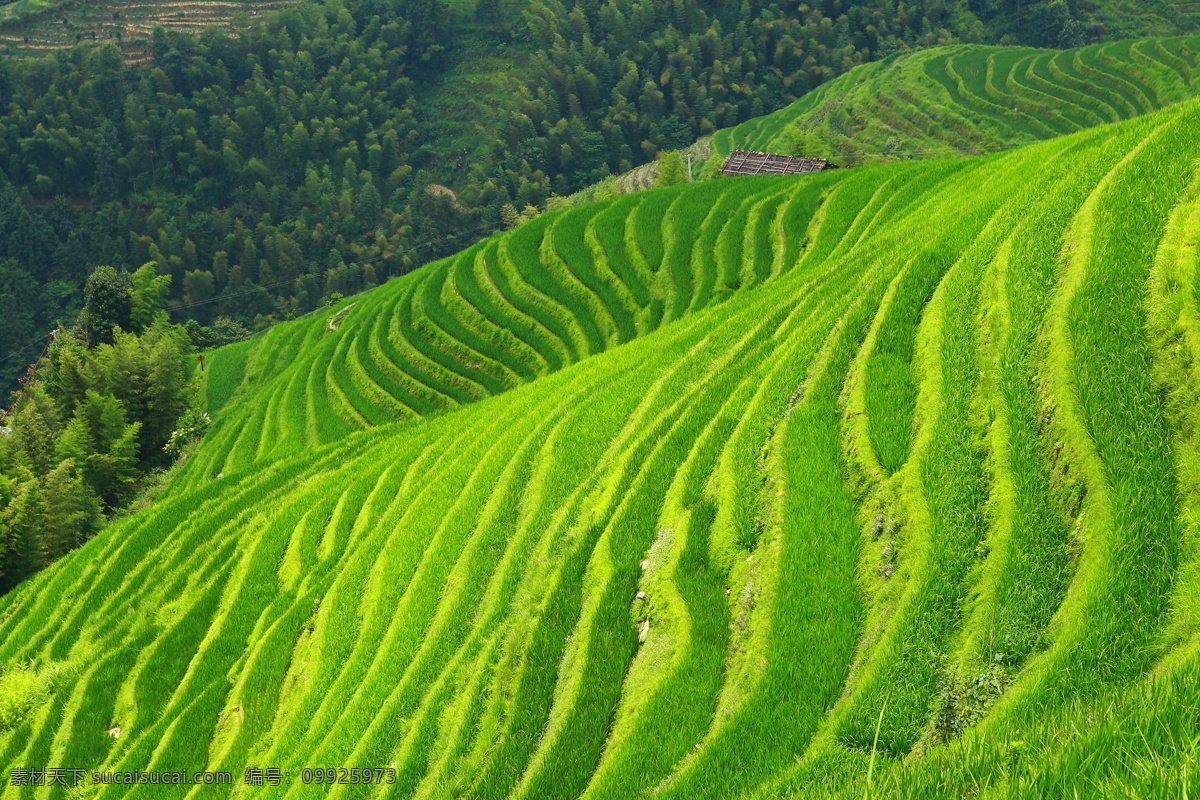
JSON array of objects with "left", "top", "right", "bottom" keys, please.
[{"left": 6, "top": 81, "right": 1200, "bottom": 800}]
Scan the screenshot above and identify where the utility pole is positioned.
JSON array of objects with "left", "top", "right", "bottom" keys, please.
[{"left": 685, "top": 152, "right": 693, "bottom": 182}]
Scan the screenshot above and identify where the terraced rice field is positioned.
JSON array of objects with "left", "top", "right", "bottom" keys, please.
[
  {"left": 6, "top": 91, "right": 1200, "bottom": 800},
  {"left": 713, "top": 36, "right": 1200, "bottom": 163},
  {"left": 167, "top": 177, "right": 829, "bottom": 487},
  {"left": 0, "top": 0, "right": 293, "bottom": 59}
]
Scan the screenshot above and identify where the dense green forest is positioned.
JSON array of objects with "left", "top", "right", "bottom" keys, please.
[
  {"left": 0, "top": 0, "right": 1187, "bottom": 399},
  {"left": 0, "top": 262, "right": 198, "bottom": 593}
]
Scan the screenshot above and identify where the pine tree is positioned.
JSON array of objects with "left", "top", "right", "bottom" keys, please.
[
  {"left": 0, "top": 473, "right": 12, "bottom": 590},
  {"left": 43, "top": 336, "right": 93, "bottom": 419},
  {"left": 143, "top": 328, "right": 188, "bottom": 460},
  {"left": 76, "top": 391, "right": 141, "bottom": 507},
  {"left": 183, "top": 270, "right": 215, "bottom": 307},
  {"left": 355, "top": 181, "right": 383, "bottom": 230},
  {"left": 0, "top": 258, "right": 37, "bottom": 393},
  {"left": 55, "top": 416, "right": 94, "bottom": 464},
  {"left": 212, "top": 251, "right": 229, "bottom": 286}
]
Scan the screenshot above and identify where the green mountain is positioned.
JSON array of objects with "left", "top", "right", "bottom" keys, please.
[{"left": 4, "top": 45, "right": 1200, "bottom": 797}]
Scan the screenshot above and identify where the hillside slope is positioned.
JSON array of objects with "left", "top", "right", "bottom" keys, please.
[
  {"left": 713, "top": 36, "right": 1200, "bottom": 163},
  {"left": 179, "top": 32, "right": 1200, "bottom": 484},
  {"left": 177, "top": 172, "right": 838, "bottom": 486},
  {"left": 0, "top": 0, "right": 292, "bottom": 59},
  {"left": 5, "top": 97, "right": 1200, "bottom": 800}
]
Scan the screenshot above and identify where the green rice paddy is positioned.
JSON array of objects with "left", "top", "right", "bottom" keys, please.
[
  {"left": 5, "top": 43, "right": 1200, "bottom": 800},
  {"left": 713, "top": 36, "right": 1200, "bottom": 164}
]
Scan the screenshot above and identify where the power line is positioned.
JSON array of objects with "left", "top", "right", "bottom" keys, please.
[
  {"left": 1, "top": 330, "right": 57, "bottom": 420},
  {"left": 0, "top": 331, "right": 54, "bottom": 369}
]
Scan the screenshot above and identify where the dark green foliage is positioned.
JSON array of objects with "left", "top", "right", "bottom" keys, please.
[
  {"left": 6, "top": 387, "right": 62, "bottom": 478},
  {"left": 475, "top": 0, "right": 992, "bottom": 204},
  {"left": 0, "top": 258, "right": 40, "bottom": 392},
  {"left": 0, "top": 475, "right": 44, "bottom": 592},
  {"left": 475, "top": 0, "right": 503, "bottom": 26},
  {"left": 40, "top": 459, "right": 103, "bottom": 562},
  {"left": 1012, "top": 0, "right": 1089, "bottom": 48},
  {"left": 183, "top": 317, "right": 251, "bottom": 350},
  {"left": 0, "top": 0, "right": 460, "bottom": 397},
  {"left": 0, "top": 261, "right": 196, "bottom": 592},
  {"left": 71, "top": 390, "right": 141, "bottom": 507},
  {"left": 130, "top": 263, "right": 172, "bottom": 333},
  {"left": 92, "top": 119, "right": 120, "bottom": 205},
  {"left": 100, "top": 327, "right": 191, "bottom": 463},
  {"left": 78, "top": 265, "right": 133, "bottom": 347}
]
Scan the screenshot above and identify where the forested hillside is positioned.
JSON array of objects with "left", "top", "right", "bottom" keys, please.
[
  {"left": 2, "top": 0, "right": 1198, "bottom": 397},
  {"left": 4, "top": 91, "right": 1200, "bottom": 798}
]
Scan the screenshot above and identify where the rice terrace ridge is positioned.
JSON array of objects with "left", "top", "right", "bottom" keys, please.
[{"left": 3, "top": 4, "right": 1200, "bottom": 800}]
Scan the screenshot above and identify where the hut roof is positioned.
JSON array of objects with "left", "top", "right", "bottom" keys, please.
[{"left": 719, "top": 150, "right": 838, "bottom": 176}]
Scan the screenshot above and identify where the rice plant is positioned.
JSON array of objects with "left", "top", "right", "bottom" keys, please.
[{"left": 6, "top": 47, "right": 1200, "bottom": 800}]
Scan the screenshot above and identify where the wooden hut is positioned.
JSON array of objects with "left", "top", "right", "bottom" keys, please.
[{"left": 719, "top": 150, "right": 838, "bottom": 176}]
